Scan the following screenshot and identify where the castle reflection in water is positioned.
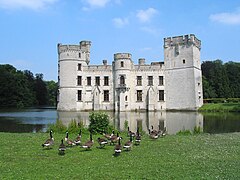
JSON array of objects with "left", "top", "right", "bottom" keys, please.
[{"left": 57, "top": 111, "right": 203, "bottom": 135}]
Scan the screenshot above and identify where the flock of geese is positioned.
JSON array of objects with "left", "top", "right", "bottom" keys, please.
[{"left": 42, "top": 125, "right": 167, "bottom": 155}]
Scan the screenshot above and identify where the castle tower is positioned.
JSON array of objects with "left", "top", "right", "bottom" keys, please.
[
  {"left": 57, "top": 41, "right": 91, "bottom": 111},
  {"left": 164, "top": 34, "right": 203, "bottom": 110},
  {"left": 113, "top": 53, "right": 133, "bottom": 111}
]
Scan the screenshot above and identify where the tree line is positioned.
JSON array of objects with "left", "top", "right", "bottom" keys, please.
[
  {"left": 202, "top": 60, "right": 240, "bottom": 99},
  {"left": 0, "top": 64, "right": 57, "bottom": 108}
]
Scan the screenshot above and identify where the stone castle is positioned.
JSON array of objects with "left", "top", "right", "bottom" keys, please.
[{"left": 57, "top": 34, "right": 203, "bottom": 111}]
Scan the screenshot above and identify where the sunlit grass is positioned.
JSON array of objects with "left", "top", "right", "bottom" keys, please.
[
  {"left": 0, "top": 132, "right": 240, "bottom": 179},
  {"left": 199, "top": 103, "right": 240, "bottom": 112}
]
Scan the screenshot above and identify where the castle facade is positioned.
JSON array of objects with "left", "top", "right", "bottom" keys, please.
[{"left": 57, "top": 34, "right": 203, "bottom": 111}]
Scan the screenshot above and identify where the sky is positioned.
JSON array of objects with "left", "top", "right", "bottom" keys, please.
[{"left": 0, "top": 0, "right": 240, "bottom": 81}]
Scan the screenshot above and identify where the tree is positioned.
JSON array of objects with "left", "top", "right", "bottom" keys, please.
[
  {"left": 45, "top": 80, "right": 58, "bottom": 106},
  {"left": 34, "top": 73, "right": 48, "bottom": 106}
]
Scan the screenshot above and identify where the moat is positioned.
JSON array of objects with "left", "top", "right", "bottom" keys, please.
[{"left": 0, "top": 108, "right": 239, "bottom": 134}]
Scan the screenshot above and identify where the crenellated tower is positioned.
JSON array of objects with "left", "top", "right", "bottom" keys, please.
[
  {"left": 164, "top": 34, "right": 203, "bottom": 110},
  {"left": 57, "top": 41, "right": 91, "bottom": 111}
]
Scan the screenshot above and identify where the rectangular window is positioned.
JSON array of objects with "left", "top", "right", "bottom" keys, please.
[
  {"left": 148, "top": 76, "right": 153, "bottom": 86},
  {"left": 77, "top": 76, "right": 82, "bottom": 86},
  {"left": 159, "top": 76, "right": 164, "bottom": 86},
  {"left": 77, "top": 90, "right": 82, "bottom": 101},
  {"left": 87, "top": 77, "right": 91, "bottom": 86},
  {"left": 137, "top": 90, "right": 142, "bottom": 101},
  {"left": 159, "top": 90, "right": 164, "bottom": 101},
  {"left": 104, "top": 90, "right": 109, "bottom": 101},
  {"left": 121, "top": 61, "right": 124, "bottom": 67},
  {"left": 78, "top": 63, "right": 82, "bottom": 71},
  {"left": 95, "top": 76, "right": 100, "bottom": 86},
  {"left": 137, "top": 76, "right": 142, "bottom": 86},
  {"left": 104, "top": 76, "right": 109, "bottom": 86},
  {"left": 120, "top": 75, "right": 125, "bottom": 85}
]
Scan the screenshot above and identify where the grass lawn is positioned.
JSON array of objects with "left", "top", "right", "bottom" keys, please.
[
  {"left": 199, "top": 103, "right": 240, "bottom": 112},
  {"left": 0, "top": 132, "right": 240, "bottom": 179}
]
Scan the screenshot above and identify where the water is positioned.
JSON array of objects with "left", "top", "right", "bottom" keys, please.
[{"left": 0, "top": 108, "right": 239, "bottom": 134}]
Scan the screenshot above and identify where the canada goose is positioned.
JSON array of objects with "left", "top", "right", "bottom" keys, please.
[
  {"left": 114, "top": 138, "right": 122, "bottom": 154},
  {"left": 135, "top": 128, "right": 141, "bottom": 145},
  {"left": 65, "top": 131, "right": 76, "bottom": 146},
  {"left": 123, "top": 135, "right": 133, "bottom": 151},
  {"left": 151, "top": 125, "right": 158, "bottom": 134},
  {"left": 149, "top": 129, "right": 159, "bottom": 139},
  {"left": 58, "top": 139, "right": 66, "bottom": 155},
  {"left": 82, "top": 133, "right": 94, "bottom": 150},
  {"left": 97, "top": 137, "right": 108, "bottom": 148},
  {"left": 127, "top": 127, "right": 135, "bottom": 137},
  {"left": 42, "top": 130, "right": 54, "bottom": 148},
  {"left": 161, "top": 127, "right": 167, "bottom": 137},
  {"left": 74, "top": 129, "right": 82, "bottom": 145},
  {"left": 103, "top": 130, "right": 114, "bottom": 141},
  {"left": 110, "top": 132, "right": 120, "bottom": 145}
]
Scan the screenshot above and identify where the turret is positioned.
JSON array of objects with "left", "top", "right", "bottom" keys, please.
[{"left": 80, "top": 41, "right": 91, "bottom": 65}]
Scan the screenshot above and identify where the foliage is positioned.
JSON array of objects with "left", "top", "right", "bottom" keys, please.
[
  {"left": 199, "top": 103, "right": 240, "bottom": 112},
  {"left": 202, "top": 60, "right": 240, "bottom": 99},
  {"left": 88, "top": 112, "right": 110, "bottom": 134},
  {"left": 47, "top": 119, "right": 67, "bottom": 133},
  {"left": 0, "top": 64, "right": 57, "bottom": 108},
  {"left": 124, "top": 120, "right": 128, "bottom": 131},
  {"left": 1, "top": 132, "right": 240, "bottom": 179}
]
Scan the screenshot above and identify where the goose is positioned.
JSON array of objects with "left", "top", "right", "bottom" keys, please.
[
  {"left": 65, "top": 131, "right": 76, "bottom": 146},
  {"left": 161, "top": 127, "right": 167, "bottom": 137},
  {"left": 97, "top": 137, "right": 108, "bottom": 148},
  {"left": 135, "top": 127, "right": 141, "bottom": 145},
  {"left": 110, "top": 132, "right": 120, "bottom": 145},
  {"left": 82, "top": 133, "right": 94, "bottom": 150},
  {"left": 103, "top": 130, "right": 114, "bottom": 141},
  {"left": 149, "top": 129, "right": 159, "bottom": 139},
  {"left": 151, "top": 125, "right": 158, "bottom": 134},
  {"left": 74, "top": 129, "right": 82, "bottom": 145},
  {"left": 58, "top": 139, "right": 66, "bottom": 155},
  {"left": 42, "top": 130, "right": 54, "bottom": 148},
  {"left": 114, "top": 138, "right": 122, "bottom": 154},
  {"left": 123, "top": 135, "right": 133, "bottom": 151},
  {"left": 127, "top": 127, "right": 135, "bottom": 137}
]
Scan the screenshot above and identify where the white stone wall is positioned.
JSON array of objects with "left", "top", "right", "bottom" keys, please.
[{"left": 57, "top": 34, "right": 203, "bottom": 111}]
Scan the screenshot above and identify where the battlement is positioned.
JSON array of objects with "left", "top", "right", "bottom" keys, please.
[
  {"left": 164, "top": 34, "right": 201, "bottom": 49},
  {"left": 114, "top": 53, "right": 132, "bottom": 60},
  {"left": 58, "top": 44, "right": 81, "bottom": 54}
]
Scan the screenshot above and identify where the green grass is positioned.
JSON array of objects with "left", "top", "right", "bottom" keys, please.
[
  {"left": 199, "top": 103, "right": 240, "bottom": 112},
  {"left": 1, "top": 132, "right": 240, "bottom": 179}
]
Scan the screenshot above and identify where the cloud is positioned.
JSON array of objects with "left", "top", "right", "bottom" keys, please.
[
  {"left": 140, "top": 26, "right": 161, "bottom": 36},
  {"left": 136, "top": 8, "right": 158, "bottom": 23},
  {"left": 0, "top": 0, "right": 58, "bottom": 11},
  {"left": 113, "top": 17, "right": 129, "bottom": 28},
  {"left": 210, "top": 9, "right": 240, "bottom": 25},
  {"left": 83, "top": 0, "right": 110, "bottom": 9}
]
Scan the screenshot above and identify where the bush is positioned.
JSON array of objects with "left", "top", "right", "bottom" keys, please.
[
  {"left": 47, "top": 119, "right": 67, "bottom": 133},
  {"left": 88, "top": 112, "right": 110, "bottom": 134}
]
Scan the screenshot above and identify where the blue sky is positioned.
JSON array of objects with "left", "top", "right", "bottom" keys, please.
[{"left": 0, "top": 0, "right": 240, "bottom": 81}]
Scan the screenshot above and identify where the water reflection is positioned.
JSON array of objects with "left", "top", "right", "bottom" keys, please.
[{"left": 57, "top": 111, "right": 203, "bottom": 135}]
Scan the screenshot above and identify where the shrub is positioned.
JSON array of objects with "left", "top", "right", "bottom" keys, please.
[
  {"left": 88, "top": 112, "right": 110, "bottom": 134},
  {"left": 47, "top": 119, "right": 67, "bottom": 133}
]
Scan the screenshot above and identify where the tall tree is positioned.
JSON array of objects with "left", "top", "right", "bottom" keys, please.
[{"left": 34, "top": 73, "right": 48, "bottom": 106}]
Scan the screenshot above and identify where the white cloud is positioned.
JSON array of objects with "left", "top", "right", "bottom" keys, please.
[
  {"left": 113, "top": 17, "right": 129, "bottom": 28},
  {"left": 83, "top": 0, "right": 110, "bottom": 8},
  {"left": 136, "top": 8, "right": 158, "bottom": 23},
  {"left": 0, "top": 0, "right": 58, "bottom": 11},
  {"left": 140, "top": 26, "right": 161, "bottom": 36},
  {"left": 210, "top": 9, "right": 240, "bottom": 25}
]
